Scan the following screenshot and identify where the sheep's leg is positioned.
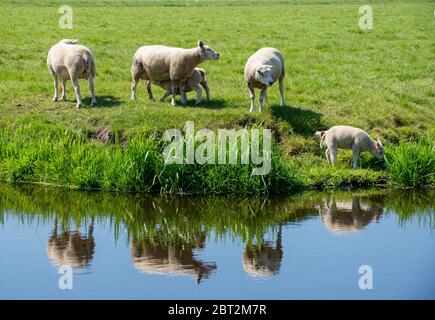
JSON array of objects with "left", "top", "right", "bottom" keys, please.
[
  {"left": 201, "top": 82, "right": 210, "bottom": 102},
  {"left": 179, "top": 79, "right": 187, "bottom": 105},
  {"left": 146, "top": 81, "right": 154, "bottom": 101},
  {"left": 160, "top": 89, "right": 171, "bottom": 101},
  {"left": 49, "top": 68, "right": 59, "bottom": 102},
  {"left": 192, "top": 84, "right": 202, "bottom": 106},
  {"left": 279, "top": 75, "right": 286, "bottom": 107},
  {"left": 61, "top": 80, "right": 67, "bottom": 101},
  {"left": 248, "top": 85, "right": 255, "bottom": 112},
  {"left": 259, "top": 87, "right": 267, "bottom": 113},
  {"left": 329, "top": 147, "right": 337, "bottom": 166},
  {"left": 325, "top": 148, "right": 331, "bottom": 165},
  {"left": 131, "top": 77, "right": 139, "bottom": 100},
  {"left": 131, "top": 62, "right": 143, "bottom": 101},
  {"left": 352, "top": 146, "right": 360, "bottom": 169},
  {"left": 88, "top": 75, "right": 97, "bottom": 106},
  {"left": 71, "top": 76, "right": 82, "bottom": 108},
  {"left": 170, "top": 80, "right": 177, "bottom": 106}
]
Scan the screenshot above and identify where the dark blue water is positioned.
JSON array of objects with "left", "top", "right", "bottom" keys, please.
[{"left": 0, "top": 185, "right": 433, "bottom": 299}]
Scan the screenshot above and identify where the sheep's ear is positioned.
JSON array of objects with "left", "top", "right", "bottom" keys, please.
[
  {"left": 376, "top": 138, "right": 383, "bottom": 148},
  {"left": 198, "top": 40, "right": 204, "bottom": 48}
]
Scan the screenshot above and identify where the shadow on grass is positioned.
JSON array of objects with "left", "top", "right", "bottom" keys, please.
[
  {"left": 175, "top": 98, "right": 228, "bottom": 109},
  {"left": 82, "top": 95, "right": 123, "bottom": 108},
  {"left": 271, "top": 104, "right": 325, "bottom": 136}
]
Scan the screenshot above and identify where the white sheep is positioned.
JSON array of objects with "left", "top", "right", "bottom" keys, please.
[
  {"left": 315, "top": 125, "right": 385, "bottom": 169},
  {"left": 47, "top": 39, "right": 96, "bottom": 108},
  {"left": 131, "top": 40, "right": 219, "bottom": 106},
  {"left": 244, "top": 47, "right": 286, "bottom": 113},
  {"left": 147, "top": 67, "right": 210, "bottom": 105}
]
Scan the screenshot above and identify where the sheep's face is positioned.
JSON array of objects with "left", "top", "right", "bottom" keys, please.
[
  {"left": 256, "top": 65, "right": 274, "bottom": 86},
  {"left": 198, "top": 41, "right": 219, "bottom": 60},
  {"left": 373, "top": 138, "right": 384, "bottom": 160}
]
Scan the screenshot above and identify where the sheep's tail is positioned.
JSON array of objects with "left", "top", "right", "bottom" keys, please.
[
  {"left": 131, "top": 55, "right": 143, "bottom": 78},
  {"left": 83, "top": 50, "right": 96, "bottom": 78},
  {"left": 315, "top": 130, "right": 327, "bottom": 148}
]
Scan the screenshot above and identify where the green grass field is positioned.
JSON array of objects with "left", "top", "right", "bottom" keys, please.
[{"left": 0, "top": 0, "right": 433, "bottom": 193}]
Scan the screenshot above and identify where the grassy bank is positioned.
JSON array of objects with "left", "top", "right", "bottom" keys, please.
[
  {"left": 0, "top": 125, "right": 432, "bottom": 193},
  {"left": 0, "top": 1, "right": 433, "bottom": 193}
]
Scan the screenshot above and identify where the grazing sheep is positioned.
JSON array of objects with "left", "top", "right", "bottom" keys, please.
[
  {"left": 147, "top": 67, "right": 210, "bottom": 105},
  {"left": 244, "top": 47, "right": 286, "bottom": 113},
  {"left": 47, "top": 39, "right": 97, "bottom": 108},
  {"left": 315, "top": 125, "right": 384, "bottom": 169},
  {"left": 131, "top": 41, "right": 219, "bottom": 106}
]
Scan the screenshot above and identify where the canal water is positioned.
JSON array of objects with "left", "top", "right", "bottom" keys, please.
[{"left": 0, "top": 183, "right": 433, "bottom": 299}]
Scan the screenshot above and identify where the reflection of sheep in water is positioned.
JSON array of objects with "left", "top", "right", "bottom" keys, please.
[
  {"left": 131, "top": 234, "right": 216, "bottom": 284},
  {"left": 318, "top": 195, "right": 383, "bottom": 234},
  {"left": 46, "top": 218, "right": 95, "bottom": 268},
  {"left": 242, "top": 225, "right": 283, "bottom": 278}
]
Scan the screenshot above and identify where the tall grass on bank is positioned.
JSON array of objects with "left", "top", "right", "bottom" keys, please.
[
  {"left": 0, "top": 126, "right": 303, "bottom": 194},
  {"left": 385, "top": 139, "right": 434, "bottom": 188},
  {"left": 1, "top": 124, "right": 434, "bottom": 192}
]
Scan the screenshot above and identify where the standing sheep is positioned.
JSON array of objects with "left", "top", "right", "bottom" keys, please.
[
  {"left": 131, "top": 41, "right": 219, "bottom": 106},
  {"left": 244, "top": 48, "right": 286, "bottom": 113},
  {"left": 147, "top": 67, "right": 210, "bottom": 105},
  {"left": 315, "top": 126, "right": 385, "bottom": 169},
  {"left": 47, "top": 39, "right": 97, "bottom": 108}
]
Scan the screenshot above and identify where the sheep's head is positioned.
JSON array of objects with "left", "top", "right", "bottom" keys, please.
[
  {"left": 255, "top": 65, "right": 274, "bottom": 86},
  {"left": 373, "top": 138, "right": 384, "bottom": 160},
  {"left": 198, "top": 40, "right": 219, "bottom": 60}
]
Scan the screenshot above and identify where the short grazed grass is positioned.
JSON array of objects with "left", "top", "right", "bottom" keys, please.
[{"left": 0, "top": 0, "right": 433, "bottom": 192}]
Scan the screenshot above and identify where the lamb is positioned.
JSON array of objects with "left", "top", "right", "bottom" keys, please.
[
  {"left": 244, "top": 47, "right": 286, "bottom": 113},
  {"left": 131, "top": 41, "right": 219, "bottom": 106},
  {"left": 147, "top": 67, "right": 210, "bottom": 105},
  {"left": 47, "top": 39, "right": 97, "bottom": 108},
  {"left": 315, "top": 125, "right": 384, "bottom": 169}
]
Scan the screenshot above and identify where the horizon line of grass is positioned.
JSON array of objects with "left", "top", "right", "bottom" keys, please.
[{"left": 2, "top": 0, "right": 429, "bottom": 7}]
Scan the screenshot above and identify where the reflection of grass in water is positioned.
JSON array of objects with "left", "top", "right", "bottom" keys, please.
[
  {"left": 0, "top": 184, "right": 433, "bottom": 246},
  {"left": 0, "top": 183, "right": 308, "bottom": 245},
  {"left": 383, "top": 190, "right": 435, "bottom": 228}
]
